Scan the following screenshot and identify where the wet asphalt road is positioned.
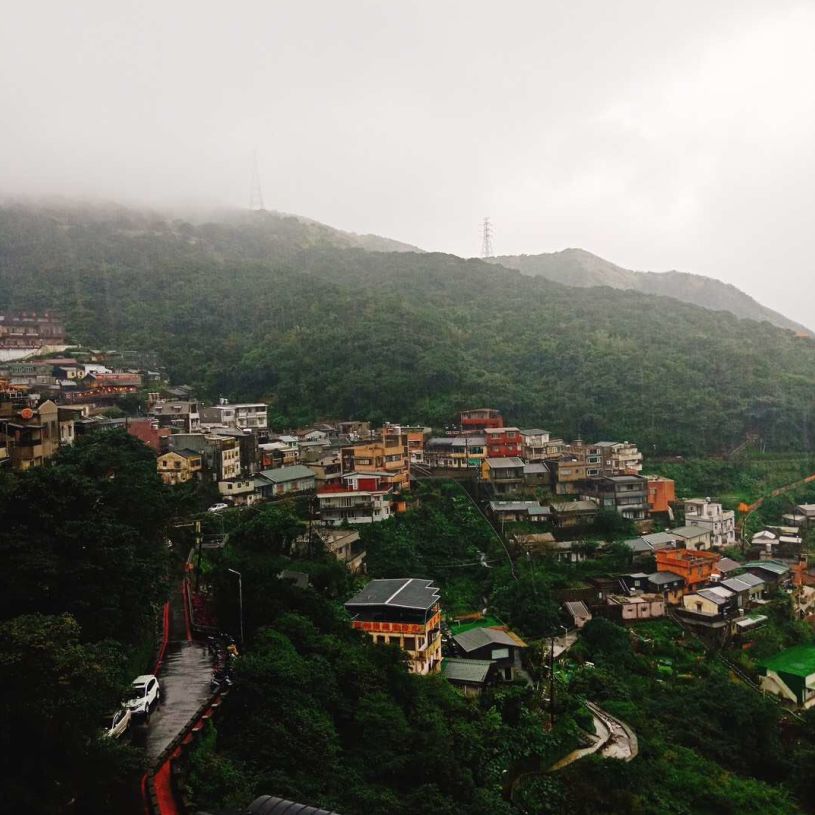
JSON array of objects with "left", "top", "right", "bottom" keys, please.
[{"left": 131, "top": 584, "right": 214, "bottom": 760}]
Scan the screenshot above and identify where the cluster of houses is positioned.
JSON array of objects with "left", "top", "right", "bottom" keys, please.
[
  {"left": 561, "top": 541, "right": 813, "bottom": 648},
  {"left": 423, "top": 408, "right": 676, "bottom": 521},
  {"left": 0, "top": 346, "right": 164, "bottom": 470}
]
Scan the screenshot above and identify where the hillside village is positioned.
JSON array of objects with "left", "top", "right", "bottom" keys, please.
[{"left": 5, "top": 325, "right": 815, "bottom": 716}]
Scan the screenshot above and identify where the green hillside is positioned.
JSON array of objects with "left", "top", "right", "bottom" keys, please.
[
  {"left": 2, "top": 203, "right": 815, "bottom": 455},
  {"left": 492, "top": 248, "right": 810, "bottom": 335}
]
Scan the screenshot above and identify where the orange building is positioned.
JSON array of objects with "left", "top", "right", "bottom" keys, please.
[
  {"left": 655, "top": 548, "right": 719, "bottom": 591},
  {"left": 646, "top": 476, "right": 676, "bottom": 514},
  {"left": 345, "top": 578, "right": 442, "bottom": 674}
]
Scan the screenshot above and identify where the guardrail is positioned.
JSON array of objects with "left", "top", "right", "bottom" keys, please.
[{"left": 143, "top": 688, "right": 227, "bottom": 815}]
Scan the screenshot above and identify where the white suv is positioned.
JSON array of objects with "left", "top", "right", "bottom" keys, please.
[{"left": 125, "top": 674, "right": 161, "bottom": 720}]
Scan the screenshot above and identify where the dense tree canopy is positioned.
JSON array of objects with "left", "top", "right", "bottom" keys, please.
[
  {"left": 3, "top": 203, "right": 815, "bottom": 453},
  {"left": 0, "top": 430, "right": 175, "bottom": 813}
]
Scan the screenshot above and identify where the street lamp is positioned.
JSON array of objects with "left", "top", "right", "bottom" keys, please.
[{"left": 227, "top": 568, "right": 244, "bottom": 648}]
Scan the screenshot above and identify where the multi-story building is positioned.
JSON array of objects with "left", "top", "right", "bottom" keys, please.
[
  {"left": 157, "top": 449, "right": 203, "bottom": 485},
  {"left": 306, "top": 453, "right": 343, "bottom": 489},
  {"left": 2, "top": 400, "right": 61, "bottom": 471},
  {"left": 403, "top": 426, "right": 428, "bottom": 464},
  {"left": 646, "top": 475, "right": 676, "bottom": 515},
  {"left": 484, "top": 427, "right": 523, "bottom": 459},
  {"left": 424, "top": 436, "right": 486, "bottom": 469},
  {"left": 582, "top": 475, "right": 650, "bottom": 521},
  {"left": 481, "top": 457, "right": 525, "bottom": 495},
  {"left": 172, "top": 433, "right": 242, "bottom": 481},
  {"left": 148, "top": 399, "right": 201, "bottom": 433},
  {"left": 259, "top": 441, "right": 299, "bottom": 470},
  {"left": 57, "top": 407, "right": 76, "bottom": 446},
  {"left": 0, "top": 311, "right": 65, "bottom": 350},
  {"left": 683, "top": 498, "right": 736, "bottom": 548},
  {"left": 209, "top": 427, "right": 260, "bottom": 474},
  {"left": 595, "top": 441, "right": 643, "bottom": 475},
  {"left": 459, "top": 408, "right": 503, "bottom": 432},
  {"left": 520, "top": 429, "right": 551, "bottom": 462},
  {"left": 654, "top": 548, "right": 719, "bottom": 592},
  {"left": 669, "top": 524, "right": 713, "bottom": 551},
  {"left": 543, "top": 437, "right": 567, "bottom": 459},
  {"left": 217, "top": 477, "right": 260, "bottom": 506},
  {"left": 310, "top": 527, "right": 366, "bottom": 574},
  {"left": 345, "top": 578, "right": 442, "bottom": 674},
  {"left": 200, "top": 401, "right": 268, "bottom": 430},
  {"left": 551, "top": 440, "right": 602, "bottom": 495},
  {"left": 317, "top": 472, "right": 393, "bottom": 525},
  {"left": 342, "top": 434, "right": 409, "bottom": 491}
]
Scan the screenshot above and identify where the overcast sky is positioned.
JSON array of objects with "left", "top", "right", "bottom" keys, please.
[{"left": 2, "top": 1, "right": 814, "bottom": 323}]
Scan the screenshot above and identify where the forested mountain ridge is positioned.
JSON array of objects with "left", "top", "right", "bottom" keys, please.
[
  {"left": 2, "top": 202, "right": 815, "bottom": 455},
  {"left": 492, "top": 248, "right": 809, "bottom": 335}
]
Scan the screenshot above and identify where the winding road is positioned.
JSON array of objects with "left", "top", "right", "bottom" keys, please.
[{"left": 550, "top": 702, "right": 637, "bottom": 770}]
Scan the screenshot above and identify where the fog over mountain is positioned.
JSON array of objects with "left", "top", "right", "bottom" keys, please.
[{"left": 3, "top": 2, "right": 815, "bottom": 326}]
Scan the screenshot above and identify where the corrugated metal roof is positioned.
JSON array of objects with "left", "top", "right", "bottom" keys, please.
[
  {"left": 345, "top": 578, "right": 440, "bottom": 610},
  {"left": 247, "top": 795, "right": 341, "bottom": 815},
  {"left": 257, "top": 465, "right": 315, "bottom": 484},
  {"left": 453, "top": 626, "right": 526, "bottom": 652},
  {"left": 669, "top": 525, "right": 710, "bottom": 539},
  {"left": 442, "top": 658, "right": 494, "bottom": 684}
]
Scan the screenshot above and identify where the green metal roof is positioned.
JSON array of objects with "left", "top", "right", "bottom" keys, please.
[
  {"left": 449, "top": 615, "right": 502, "bottom": 635},
  {"left": 762, "top": 645, "right": 815, "bottom": 678}
]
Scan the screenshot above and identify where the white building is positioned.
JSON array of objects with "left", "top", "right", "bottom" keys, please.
[
  {"left": 200, "top": 401, "right": 268, "bottom": 430},
  {"left": 520, "top": 429, "right": 551, "bottom": 462},
  {"left": 684, "top": 498, "right": 736, "bottom": 548},
  {"left": 218, "top": 477, "right": 260, "bottom": 506},
  {"left": 317, "top": 473, "right": 393, "bottom": 526}
]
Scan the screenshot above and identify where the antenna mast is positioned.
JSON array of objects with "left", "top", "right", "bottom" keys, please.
[
  {"left": 481, "top": 217, "right": 494, "bottom": 258},
  {"left": 249, "top": 149, "right": 265, "bottom": 211}
]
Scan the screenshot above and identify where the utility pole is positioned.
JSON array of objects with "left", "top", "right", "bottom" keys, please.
[
  {"left": 227, "top": 568, "right": 244, "bottom": 648},
  {"left": 481, "top": 217, "right": 494, "bottom": 259},
  {"left": 194, "top": 520, "right": 202, "bottom": 592},
  {"left": 549, "top": 625, "right": 567, "bottom": 728}
]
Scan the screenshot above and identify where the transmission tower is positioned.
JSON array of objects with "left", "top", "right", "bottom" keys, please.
[
  {"left": 481, "top": 217, "right": 494, "bottom": 258},
  {"left": 249, "top": 149, "right": 265, "bottom": 211}
]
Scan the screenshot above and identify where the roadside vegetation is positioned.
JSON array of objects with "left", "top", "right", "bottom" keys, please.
[{"left": 0, "top": 431, "right": 177, "bottom": 813}]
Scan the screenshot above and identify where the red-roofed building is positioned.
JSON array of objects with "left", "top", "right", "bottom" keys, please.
[{"left": 126, "top": 418, "right": 171, "bottom": 454}]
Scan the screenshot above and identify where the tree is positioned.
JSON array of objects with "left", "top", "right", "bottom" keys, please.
[{"left": 0, "top": 613, "right": 138, "bottom": 814}]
